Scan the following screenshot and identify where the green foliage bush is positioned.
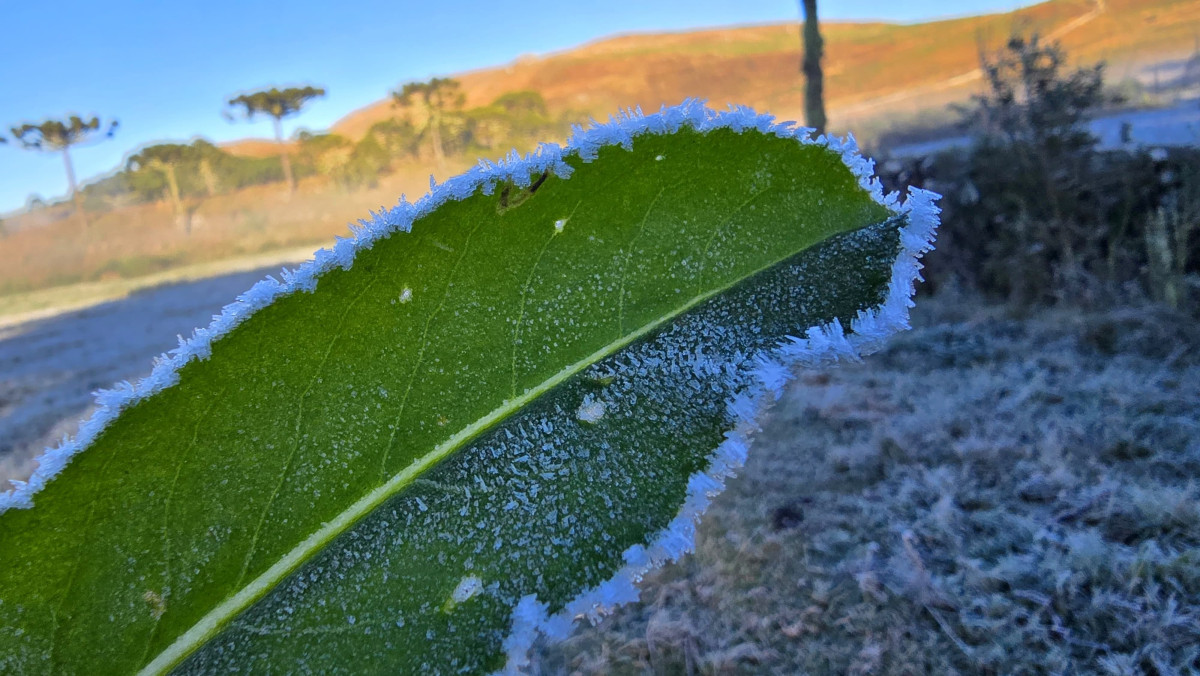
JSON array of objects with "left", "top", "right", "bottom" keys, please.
[
  {"left": 463, "top": 90, "right": 560, "bottom": 153},
  {"left": 296, "top": 132, "right": 355, "bottom": 189},
  {"left": 71, "top": 90, "right": 568, "bottom": 210},
  {"left": 84, "top": 140, "right": 286, "bottom": 207},
  {"left": 365, "top": 118, "right": 420, "bottom": 160}
]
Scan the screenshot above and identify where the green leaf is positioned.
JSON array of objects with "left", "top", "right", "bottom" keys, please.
[{"left": 0, "top": 102, "right": 938, "bottom": 674}]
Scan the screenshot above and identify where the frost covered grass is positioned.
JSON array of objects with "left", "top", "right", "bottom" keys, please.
[{"left": 536, "top": 291, "right": 1200, "bottom": 674}]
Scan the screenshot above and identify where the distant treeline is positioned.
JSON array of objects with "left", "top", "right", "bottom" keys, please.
[
  {"left": 76, "top": 90, "right": 567, "bottom": 211},
  {"left": 80, "top": 140, "right": 284, "bottom": 210}
]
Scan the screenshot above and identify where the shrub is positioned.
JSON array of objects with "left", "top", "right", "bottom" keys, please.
[
  {"left": 344, "top": 133, "right": 391, "bottom": 188},
  {"left": 885, "top": 35, "right": 1200, "bottom": 311},
  {"left": 296, "top": 131, "right": 355, "bottom": 189}
]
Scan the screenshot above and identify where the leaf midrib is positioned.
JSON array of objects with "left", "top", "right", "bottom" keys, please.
[{"left": 139, "top": 216, "right": 886, "bottom": 676}]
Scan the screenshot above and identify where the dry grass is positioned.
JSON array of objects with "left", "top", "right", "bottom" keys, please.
[
  {"left": 535, "top": 291, "right": 1200, "bottom": 674},
  {"left": 0, "top": 162, "right": 472, "bottom": 301}
]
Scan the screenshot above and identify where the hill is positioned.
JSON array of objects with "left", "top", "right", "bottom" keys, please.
[
  {"left": 274, "top": 0, "right": 1197, "bottom": 152},
  {"left": 220, "top": 0, "right": 1197, "bottom": 157},
  {"left": 220, "top": 138, "right": 289, "bottom": 159}
]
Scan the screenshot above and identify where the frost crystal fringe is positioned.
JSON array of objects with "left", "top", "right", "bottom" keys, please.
[
  {"left": 0, "top": 99, "right": 939, "bottom": 674},
  {"left": 493, "top": 184, "right": 938, "bottom": 675}
]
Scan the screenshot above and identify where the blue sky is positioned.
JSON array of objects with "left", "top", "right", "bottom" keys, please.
[{"left": 0, "top": 0, "right": 1039, "bottom": 214}]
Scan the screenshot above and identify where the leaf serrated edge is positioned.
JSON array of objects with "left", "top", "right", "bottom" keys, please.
[{"left": 0, "top": 99, "right": 940, "bottom": 674}]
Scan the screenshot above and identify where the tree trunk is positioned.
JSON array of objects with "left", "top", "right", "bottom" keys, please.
[
  {"left": 162, "top": 163, "right": 191, "bottom": 234},
  {"left": 62, "top": 147, "right": 89, "bottom": 229},
  {"left": 428, "top": 108, "right": 447, "bottom": 176},
  {"left": 273, "top": 116, "right": 295, "bottom": 195},
  {"left": 164, "top": 164, "right": 182, "bottom": 214},
  {"left": 801, "top": 0, "right": 828, "bottom": 136},
  {"left": 200, "top": 158, "right": 220, "bottom": 198}
]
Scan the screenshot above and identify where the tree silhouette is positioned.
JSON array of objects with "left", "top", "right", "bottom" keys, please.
[
  {"left": 392, "top": 78, "right": 464, "bottom": 174},
  {"left": 800, "top": 0, "right": 827, "bottom": 135},
  {"left": 225, "top": 86, "right": 326, "bottom": 194},
  {"left": 9, "top": 115, "right": 118, "bottom": 226},
  {"left": 297, "top": 131, "right": 355, "bottom": 191},
  {"left": 127, "top": 143, "right": 191, "bottom": 231}
]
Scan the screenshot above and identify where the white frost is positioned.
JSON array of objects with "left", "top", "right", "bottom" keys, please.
[
  {"left": 1, "top": 99, "right": 927, "bottom": 515},
  {"left": 574, "top": 395, "right": 606, "bottom": 424},
  {"left": 489, "top": 106, "right": 939, "bottom": 674},
  {"left": 451, "top": 575, "right": 484, "bottom": 604}
]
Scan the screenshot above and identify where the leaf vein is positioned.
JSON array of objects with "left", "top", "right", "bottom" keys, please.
[
  {"left": 510, "top": 199, "right": 582, "bottom": 399},
  {"left": 616, "top": 187, "right": 667, "bottom": 335},
  {"left": 47, "top": 441, "right": 127, "bottom": 670},
  {"left": 378, "top": 220, "right": 485, "bottom": 480},
  {"left": 695, "top": 187, "right": 774, "bottom": 296},
  {"left": 140, "top": 387, "right": 227, "bottom": 666},
  {"left": 234, "top": 279, "right": 378, "bottom": 591}
]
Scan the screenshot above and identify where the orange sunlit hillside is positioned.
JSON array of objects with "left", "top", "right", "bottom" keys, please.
[{"left": 309, "top": 0, "right": 1199, "bottom": 145}]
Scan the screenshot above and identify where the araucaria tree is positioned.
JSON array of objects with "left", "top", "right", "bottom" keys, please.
[
  {"left": 800, "top": 0, "right": 828, "bottom": 135},
  {"left": 8, "top": 115, "right": 118, "bottom": 226},
  {"left": 392, "top": 77, "right": 464, "bottom": 175},
  {"left": 127, "top": 143, "right": 193, "bottom": 232},
  {"left": 226, "top": 86, "right": 326, "bottom": 194}
]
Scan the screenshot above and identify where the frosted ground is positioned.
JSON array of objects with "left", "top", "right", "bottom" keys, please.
[
  {"left": 2, "top": 264, "right": 1198, "bottom": 672},
  {"left": 890, "top": 97, "right": 1200, "bottom": 158},
  {"left": 539, "top": 292, "right": 1200, "bottom": 674}
]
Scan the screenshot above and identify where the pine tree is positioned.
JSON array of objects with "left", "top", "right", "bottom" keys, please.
[{"left": 392, "top": 78, "right": 464, "bottom": 175}]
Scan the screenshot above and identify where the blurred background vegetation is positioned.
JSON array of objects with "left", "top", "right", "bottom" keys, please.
[
  {"left": 2, "top": 0, "right": 1197, "bottom": 311},
  {"left": 881, "top": 34, "right": 1200, "bottom": 313}
]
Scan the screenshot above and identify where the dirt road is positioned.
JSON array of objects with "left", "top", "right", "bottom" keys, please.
[{"left": 0, "top": 265, "right": 290, "bottom": 484}]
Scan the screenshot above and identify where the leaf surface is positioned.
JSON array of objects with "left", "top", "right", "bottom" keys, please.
[{"left": 0, "top": 103, "right": 938, "bottom": 674}]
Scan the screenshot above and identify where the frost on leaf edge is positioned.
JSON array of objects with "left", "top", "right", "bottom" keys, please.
[
  {"left": 0, "top": 98, "right": 911, "bottom": 513},
  {"left": 491, "top": 150, "right": 940, "bottom": 673},
  {"left": 0, "top": 97, "right": 940, "bottom": 674}
]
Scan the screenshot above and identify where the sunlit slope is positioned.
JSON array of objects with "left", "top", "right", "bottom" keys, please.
[{"left": 322, "top": 0, "right": 1197, "bottom": 144}]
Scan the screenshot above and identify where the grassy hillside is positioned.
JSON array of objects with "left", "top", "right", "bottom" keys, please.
[
  {"left": 0, "top": 164, "right": 454, "bottom": 298},
  {"left": 326, "top": 0, "right": 1200, "bottom": 143}
]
